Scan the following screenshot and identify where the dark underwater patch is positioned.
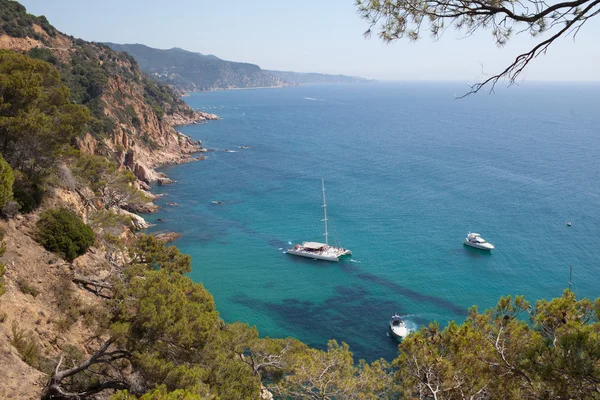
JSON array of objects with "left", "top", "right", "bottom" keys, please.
[
  {"left": 356, "top": 272, "right": 466, "bottom": 316},
  {"left": 231, "top": 285, "right": 407, "bottom": 362}
]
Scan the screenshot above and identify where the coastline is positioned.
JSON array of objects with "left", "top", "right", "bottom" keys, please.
[
  {"left": 182, "top": 84, "right": 295, "bottom": 95},
  {"left": 131, "top": 106, "right": 220, "bottom": 226}
]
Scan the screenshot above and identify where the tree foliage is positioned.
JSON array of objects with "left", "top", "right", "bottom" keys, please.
[
  {"left": 35, "top": 207, "right": 95, "bottom": 262},
  {"left": 395, "top": 290, "right": 600, "bottom": 399},
  {"left": 127, "top": 234, "right": 192, "bottom": 276},
  {"left": 273, "top": 339, "right": 397, "bottom": 399},
  {"left": 0, "top": 50, "right": 89, "bottom": 180},
  {"left": 356, "top": 0, "right": 600, "bottom": 94}
]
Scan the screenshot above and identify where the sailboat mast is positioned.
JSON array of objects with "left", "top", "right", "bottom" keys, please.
[
  {"left": 569, "top": 265, "right": 572, "bottom": 290},
  {"left": 322, "top": 178, "right": 328, "bottom": 245}
]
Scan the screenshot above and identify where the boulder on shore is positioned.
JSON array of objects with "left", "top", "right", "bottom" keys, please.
[{"left": 157, "top": 177, "right": 174, "bottom": 186}]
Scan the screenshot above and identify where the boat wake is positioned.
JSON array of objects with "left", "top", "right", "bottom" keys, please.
[
  {"left": 304, "top": 97, "right": 346, "bottom": 105},
  {"left": 350, "top": 259, "right": 361, "bottom": 263}
]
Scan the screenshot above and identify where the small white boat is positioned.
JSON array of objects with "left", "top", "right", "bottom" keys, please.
[
  {"left": 286, "top": 179, "right": 351, "bottom": 262},
  {"left": 567, "top": 222, "right": 572, "bottom": 226},
  {"left": 389, "top": 314, "right": 409, "bottom": 341},
  {"left": 464, "top": 232, "right": 494, "bottom": 251}
]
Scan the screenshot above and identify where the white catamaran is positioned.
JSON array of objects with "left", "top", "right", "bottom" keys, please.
[{"left": 286, "top": 179, "right": 352, "bottom": 262}]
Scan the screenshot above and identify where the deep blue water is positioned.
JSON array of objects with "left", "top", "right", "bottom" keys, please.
[{"left": 149, "top": 82, "right": 600, "bottom": 362}]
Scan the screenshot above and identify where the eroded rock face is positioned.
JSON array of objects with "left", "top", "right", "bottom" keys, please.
[{"left": 0, "top": 33, "right": 43, "bottom": 51}]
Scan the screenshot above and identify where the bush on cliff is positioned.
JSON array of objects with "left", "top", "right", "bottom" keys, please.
[
  {"left": 11, "top": 171, "right": 45, "bottom": 213},
  {"left": 35, "top": 208, "right": 95, "bottom": 262},
  {"left": 0, "top": 154, "right": 14, "bottom": 211}
]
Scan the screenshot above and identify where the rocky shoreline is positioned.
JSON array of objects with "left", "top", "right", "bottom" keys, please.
[
  {"left": 165, "top": 109, "right": 219, "bottom": 126},
  {"left": 131, "top": 108, "right": 219, "bottom": 233}
]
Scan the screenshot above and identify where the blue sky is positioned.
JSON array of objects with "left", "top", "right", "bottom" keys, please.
[{"left": 18, "top": 0, "right": 600, "bottom": 81}]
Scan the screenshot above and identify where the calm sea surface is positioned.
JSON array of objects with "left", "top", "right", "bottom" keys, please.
[{"left": 149, "top": 82, "right": 600, "bottom": 362}]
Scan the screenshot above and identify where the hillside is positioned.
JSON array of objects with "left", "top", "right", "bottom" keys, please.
[
  {"left": 106, "top": 43, "right": 290, "bottom": 92},
  {"left": 105, "top": 43, "right": 374, "bottom": 91},
  {"left": 0, "top": 0, "right": 217, "bottom": 186}
]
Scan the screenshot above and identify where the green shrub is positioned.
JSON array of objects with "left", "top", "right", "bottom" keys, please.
[
  {"left": 17, "top": 278, "right": 39, "bottom": 297},
  {"left": 35, "top": 208, "right": 95, "bottom": 262},
  {"left": 55, "top": 276, "right": 79, "bottom": 313},
  {"left": 0, "top": 155, "right": 14, "bottom": 211},
  {"left": 10, "top": 322, "right": 42, "bottom": 367},
  {"left": 28, "top": 47, "right": 59, "bottom": 65},
  {"left": 12, "top": 172, "right": 45, "bottom": 213}
]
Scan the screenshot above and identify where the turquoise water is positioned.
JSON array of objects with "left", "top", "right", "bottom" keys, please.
[{"left": 149, "top": 82, "right": 600, "bottom": 362}]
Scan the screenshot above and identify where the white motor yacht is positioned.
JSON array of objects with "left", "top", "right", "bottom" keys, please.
[
  {"left": 389, "top": 314, "right": 409, "bottom": 341},
  {"left": 464, "top": 232, "right": 494, "bottom": 251}
]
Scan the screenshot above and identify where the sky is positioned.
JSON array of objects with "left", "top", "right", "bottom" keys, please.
[{"left": 17, "top": 0, "right": 600, "bottom": 82}]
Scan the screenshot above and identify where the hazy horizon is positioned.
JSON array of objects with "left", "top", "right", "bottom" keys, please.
[{"left": 17, "top": 0, "right": 600, "bottom": 83}]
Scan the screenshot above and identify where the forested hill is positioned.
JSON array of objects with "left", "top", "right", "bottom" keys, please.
[
  {"left": 105, "top": 43, "right": 374, "bottom": 91},
  {"left": 266, "top": 70, "right": 373, "bottom": 85},
  {"left": 105, "top": 43, "right": 290, "bottom": 92}
]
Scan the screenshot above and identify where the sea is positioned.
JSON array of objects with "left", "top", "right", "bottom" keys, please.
[{"left": 149, "top": 82, "right": 600, "bottom": 362}]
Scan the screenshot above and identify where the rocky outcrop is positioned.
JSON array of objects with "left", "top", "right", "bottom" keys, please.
[
  {"left": 124, "top": 202, "right": 159, "bottom": 214},
  {"left": 165, "top": 110, "right": 220, "bottom": 126},
  {"left": 157, "top": 177, "right": 174, "bottom": 186},
  {"left": 115, "top": 208, "right": 152, "bottom": 230},
  {"left": 154, "top": 232, "right": 182, "bottom": 243},
  {"left": 94, "top": 74, "right": 207, "bottom": 183}
]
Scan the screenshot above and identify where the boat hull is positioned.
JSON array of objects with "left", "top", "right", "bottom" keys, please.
[
  {"left": 463, "top": 241, "right": 494, "bottom": 251},
  {"left": 286, "top": 249, "right": 341, "bottom": 262},
  {"left": 389, "top": 324, "right": 409, "bottom": 341}
]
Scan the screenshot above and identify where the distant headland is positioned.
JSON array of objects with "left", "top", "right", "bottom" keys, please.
[{"left": 105, "top": 43, "right": 375, "bottom": 92}]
